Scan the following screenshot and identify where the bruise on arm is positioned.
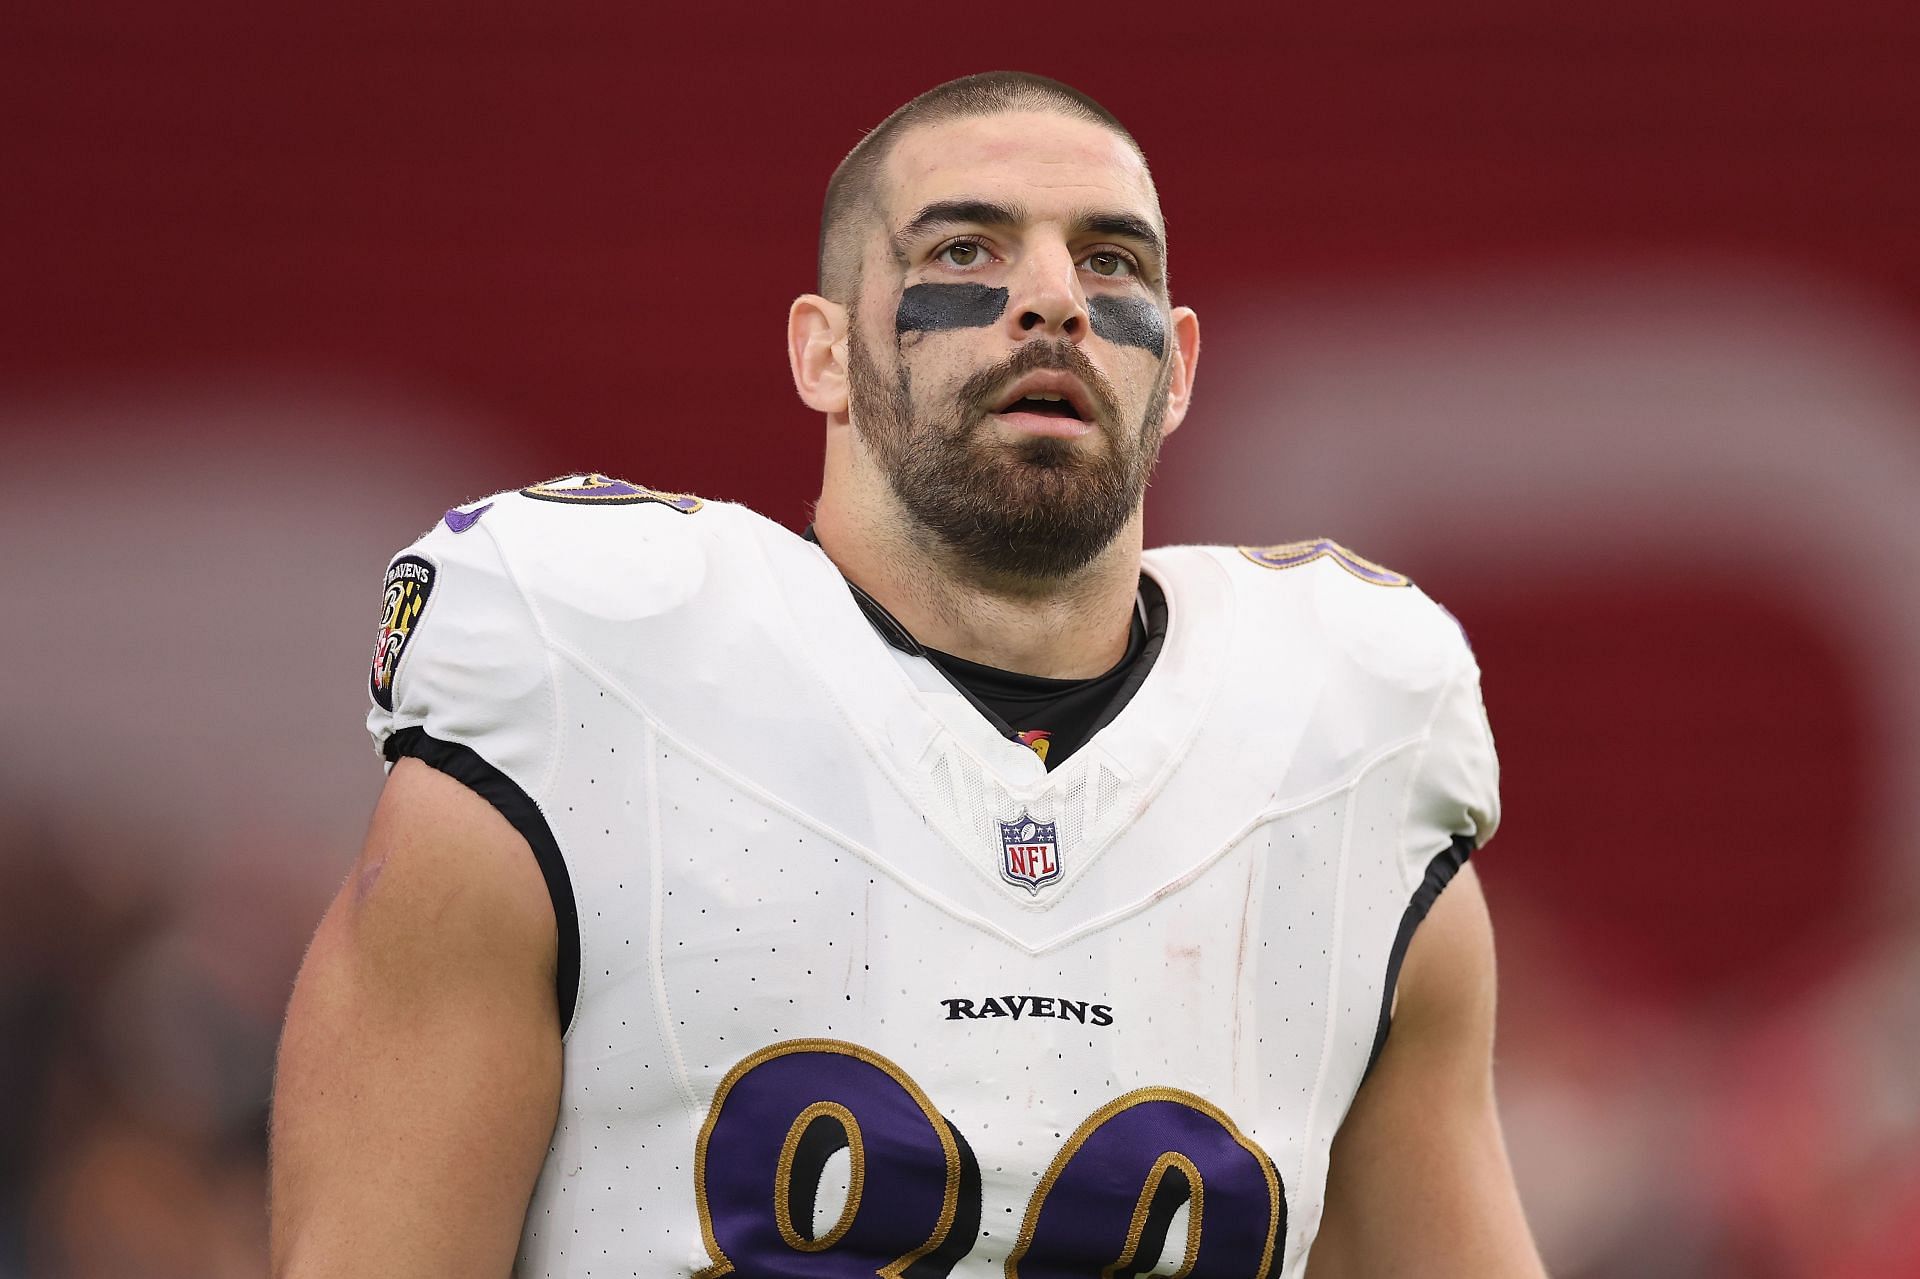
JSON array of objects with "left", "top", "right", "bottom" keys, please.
[{"left": 270, "top": 758, "right": 562, "bottom": 1278}]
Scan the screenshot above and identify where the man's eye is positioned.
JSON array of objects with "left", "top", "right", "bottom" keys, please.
[
  {"left": 1084, "top": 251, "right": 1135, "bottom": 279},
  {"left": 935, "top": 241, "right": 986, "bottom": 268}
]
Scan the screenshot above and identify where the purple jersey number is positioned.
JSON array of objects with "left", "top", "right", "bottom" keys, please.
[
  {"left": 695, "top": 1039, "right": 981, "bottom": 1279},
  {"left": 1007, "top": 1088, "right": 1284, "bottom": 1279},
  {"left": 695, "top": 1041, "right": 1284, "bottom": 1279}
]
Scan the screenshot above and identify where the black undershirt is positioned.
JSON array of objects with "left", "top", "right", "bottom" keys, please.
[{"left": 806, "top": 527, "right": 1168, "bottom": 769}]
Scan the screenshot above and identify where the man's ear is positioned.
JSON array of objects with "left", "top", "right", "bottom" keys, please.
[
  {"left": 1158, "top": 306, "right": 1201, "bottom": 438},
  {"left": 789, "top": 294, "right": 850, "bottom": 414}
]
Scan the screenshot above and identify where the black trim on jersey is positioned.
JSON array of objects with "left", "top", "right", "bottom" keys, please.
[
  {"left": 801, "top": 525, "right": 930, "bottom": 659},
  {"left": 801, "top": 524, "right": 1165, "bottom": 768},
  {"left": 383, "top": 726, "right": 580, "bottom": 1032},
  {"left": 1087, "top": 575, "right": 1166, "bottom": 741},
  {"left": 1362, "top": 834, "right": 1476, "bottom": 1082},
  {"left": 819, "top": 553, "right": 1022, "bottom": 740},
  {"left": 920, "top": 580, "right": 1158, "bottom": 767},
  {"left": 847, "top": 574, "right": 930, "bottom": 658}
]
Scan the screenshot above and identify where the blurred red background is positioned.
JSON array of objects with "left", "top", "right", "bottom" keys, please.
[{"left": 4, "top": 4, "right": 1918, "bottom": 1276}]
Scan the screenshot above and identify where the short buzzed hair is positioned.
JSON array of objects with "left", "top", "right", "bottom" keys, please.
[{"left": 816, "top": 71, "right": 1148, "bottom": 304}]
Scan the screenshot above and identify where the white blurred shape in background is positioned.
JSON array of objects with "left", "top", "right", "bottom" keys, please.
[
  {"left": 1161, "top": 262, "right": 1920, "bottom": 1278},
  {"left": 1165, "top": 260, "right": 1920, "bottom": 891},
  {"left": 0, "top": 384, "right": 519, "bottom": 881}
]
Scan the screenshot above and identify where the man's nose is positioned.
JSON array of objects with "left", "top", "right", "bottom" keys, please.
[{"left": 1003, "top": 241, "right": 1089, "bottom": 343}]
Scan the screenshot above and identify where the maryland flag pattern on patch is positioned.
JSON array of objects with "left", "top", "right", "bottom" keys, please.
[
  {"left": 370, "top": 554, "right": 436, "bottom": 711},
  {"left": 1237, "top": 539, "right": 1410, "bottom": 587},
  {"left": 520, "top": 473, "right": 703, "bottom": 512}
]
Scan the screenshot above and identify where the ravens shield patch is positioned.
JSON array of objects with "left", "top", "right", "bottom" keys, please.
[{"left": 370, "top": 554, "right": 436, "bottom": 711}]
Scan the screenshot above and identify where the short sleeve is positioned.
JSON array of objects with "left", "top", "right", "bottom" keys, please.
[
  {"left": 361, "top": 509, "right": 579, "bottom": 1028},
  {"left": 1400, "top": 648, "right": 1501, "bottom": 886},
  {"left": 364, "top": 515, "right": 554, "bottom": 799}
]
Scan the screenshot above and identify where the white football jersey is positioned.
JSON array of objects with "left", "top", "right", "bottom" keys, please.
[{"left": 366, "top": 474, "right": 1499, "bottom": 1279}]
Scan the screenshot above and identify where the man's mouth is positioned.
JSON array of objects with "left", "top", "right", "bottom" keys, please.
[
  {"left": 998, "top": 392, "right": 1083, "bottom": 421},
  {"left": 989, "top": 370, "right": 1100, "bottom": 429}
]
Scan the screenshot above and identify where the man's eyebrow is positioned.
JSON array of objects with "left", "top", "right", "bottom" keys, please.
[
  {"left": 889, "top": 200, "right": 1167, "bottom": 275},
  {"left": 1074, "top": 211, "right": 1164, "bottom": 262},
  {"left": 892, "top": 198, "right": 1028, "bottom": 253}
]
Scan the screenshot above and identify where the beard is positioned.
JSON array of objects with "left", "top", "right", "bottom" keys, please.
[{"left": 847, "top": 329, "right": 1171, "bottom": 583}]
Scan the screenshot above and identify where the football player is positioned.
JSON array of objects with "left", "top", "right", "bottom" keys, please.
[{"left": 271, "top": 72, "right": 1547, "bottom": 1279}]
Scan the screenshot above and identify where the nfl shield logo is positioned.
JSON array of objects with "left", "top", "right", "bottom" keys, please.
[{"left": 998, "top": 812, "right": 1062, "bottom": 894}]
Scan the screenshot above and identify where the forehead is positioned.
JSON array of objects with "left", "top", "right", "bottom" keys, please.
[{"left": 879, "top": 109, "right": 1160, "bottom": 230}]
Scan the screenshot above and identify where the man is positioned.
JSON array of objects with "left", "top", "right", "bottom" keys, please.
[{"left": 271, "top": 72, "right": 1547, "bottom": 1278}]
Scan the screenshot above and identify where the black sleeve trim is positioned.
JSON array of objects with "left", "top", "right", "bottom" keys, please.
[
  {"left": 1362, "top": 834, "right": 1475, "bottom": 1082},
  {"left": 383, "top": 725, "right": 580, "bottom": 1033}
]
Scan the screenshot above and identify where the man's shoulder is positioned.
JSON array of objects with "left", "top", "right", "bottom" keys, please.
[
  {"left": 366, "top": 474, "right": 811, "bottom": 754},
  {"left": 409, "top": 471, "right": 789, "bottom": 577},
  {"left": 1148, "top": 539, "right": 1475, "bottom": 686},
  {"left": 379, "top": 472, "right": 808, "bottom": 644},
  {"left": 436, "top": 473, "right": 738, "bottom": 552}
]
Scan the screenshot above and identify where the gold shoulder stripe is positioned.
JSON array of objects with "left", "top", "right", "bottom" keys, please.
[
  {"left": 1238, "top": 539, "right": 1409, "bottom": 587},
  {"left": 520, "top": 472, "right": 704, "bottom": 512}
]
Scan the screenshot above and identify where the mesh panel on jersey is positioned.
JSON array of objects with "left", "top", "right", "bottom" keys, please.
[{"left": 916, "top": 743, "right": 1135, "bottom": 891}]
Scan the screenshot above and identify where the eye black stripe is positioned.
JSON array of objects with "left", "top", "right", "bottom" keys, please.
[{"left": 896, "top": 283, "right": 1009, "bottom": 334}]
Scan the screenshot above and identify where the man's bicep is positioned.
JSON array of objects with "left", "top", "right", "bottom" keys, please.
[
  {"left": 1306, "top": 864, "right": 1545, "bottom": 1279},
  {"left": 270, "top": 758, "right": 563, "bottom": 1279}
]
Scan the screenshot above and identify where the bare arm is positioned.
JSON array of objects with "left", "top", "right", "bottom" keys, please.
[
  {"left": 1305, "top": 864, "right": 1547, "bottom": 1279},
  {"left": 270, "top": 758, "right": 562, "bottom": 1278}
]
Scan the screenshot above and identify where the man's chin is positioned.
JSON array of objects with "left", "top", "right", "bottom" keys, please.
[
  {"left": 1000, "top": 433, "right": 1086, "bottom": 469},
  {"left": 886, "top": 418, "right": 1145, "bottom": 580}
]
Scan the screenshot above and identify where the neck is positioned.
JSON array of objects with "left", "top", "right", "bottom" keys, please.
[{"left": 813, "top": 431, "right": 1143, "bottom": 680}]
